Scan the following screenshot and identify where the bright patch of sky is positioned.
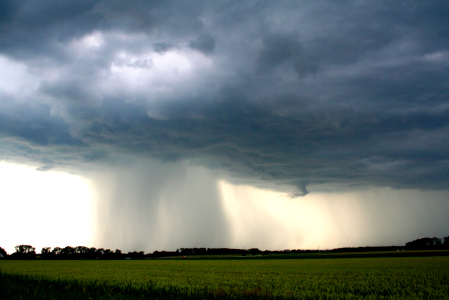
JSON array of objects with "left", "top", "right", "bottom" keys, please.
[{"left": 0, "top": 162, "right": 95, "bottom": 254}]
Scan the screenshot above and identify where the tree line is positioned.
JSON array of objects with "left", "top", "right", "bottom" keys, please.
[
  {"left": 0, "top": 246, "right": 299, "bottom": 259},
  {"left": 0, "top": 245, "right": 264, "bottom": 260},
  {"left": 1, "top": 236, "right": 448, "bottom": 260},
  {"left": 405, "top": 236, "right": 449, "bottom": 250},
  {"left": 1, "top": 245, "right": 137, "bottom": 260}
]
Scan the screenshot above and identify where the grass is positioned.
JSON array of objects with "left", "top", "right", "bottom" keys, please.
[{"left": 1, "top": 256, "right": 449, "bottom": 299}]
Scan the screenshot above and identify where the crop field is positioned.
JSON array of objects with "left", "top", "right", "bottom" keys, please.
[{"left": 1, "top": 256, "right": 449, "bottom": 299}]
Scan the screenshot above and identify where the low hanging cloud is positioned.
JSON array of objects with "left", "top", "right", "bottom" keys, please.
[{"left": 0, "top": 0, "right": 449, "bottom": 195}]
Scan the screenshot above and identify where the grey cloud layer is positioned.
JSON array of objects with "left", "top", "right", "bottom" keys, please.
[{"left": 1, "top": 0, "right": 448, "bottom": 194}]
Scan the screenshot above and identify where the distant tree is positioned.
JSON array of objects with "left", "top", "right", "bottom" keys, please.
[
  {"left": 180, "top": 248, "right": 195, "bottom": 255},
  {"left": 12, "top": 245, "right": 36, "bottom": 259},
  {"left": 432, "top": 237, "right": 442, "bottom": 247},
  {"left": 52, "top": 247, "right": 62, "bottom": 256},
  {"left": 15, "top": 245, "right": 36, "bottom": 254},
  {"left": 0, "top": 246, "right": 7, "bottom": 257},
  {"left": 41, "top": 247, "right": 51, "bottom": 254},
  {"left": 405, "top": 237, "right": 449, "bottom": 249},
  {"left": 41, "top": 247, "right": 55, "bottom": 259},
  {"left": 103, "top": 249, "right": 115, "bottom": 259},
  {"left": 444, "top": 236, "right": 449, "bottom": 246},
  {"left": 114, "top": 249, "right": 123, "bottom": 259},
  {"left": 88, "top": 247, "right": 97, "bottom": 259},
  {"left": 95, "top": 248, "right": 105, "bottom": 259},
  {"left": 195, "top": 248, "right": 207, "bottom": 255},
  {"left": 60, "top": 246, "right": 76, "bottom": 258},
  {"left": 76, "top": 246, "right": 88, "bottom": 253},
  {"left": 40, "top": 247, "right": 52, "bottom": 258},
  {"left": 126, "top": 251, "right": 144, "bottom": 259},
  {"left": 76, "top": 246, "right": 89, "bottom": 258},
  {"left": 406, "top": 238, "right": 433, "bottom": 249},
  {"left": 248, "top": 248, "right": 261, "bottom": 255}
]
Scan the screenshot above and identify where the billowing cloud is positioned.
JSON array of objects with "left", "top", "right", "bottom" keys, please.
[{"left": 0, "top": 0, "right": 448, "bottom": 196}]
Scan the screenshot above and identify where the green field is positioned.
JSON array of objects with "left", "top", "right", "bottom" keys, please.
[{"left": 1, "top": 256, "right": 449, "bottom": 299}]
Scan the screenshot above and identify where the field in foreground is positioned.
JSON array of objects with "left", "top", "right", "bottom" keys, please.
[{"left": 1, "top": 256, "right": 449, "bottom": 299}]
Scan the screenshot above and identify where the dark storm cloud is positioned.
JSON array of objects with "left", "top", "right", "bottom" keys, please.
[
  {"left": 0, "top": 0, "right": 103, "bottom": 60},
  {"left": 1, "top": 0, "right": 449, "bottom": 194},
  {"left": 0, "top": 98, "right": 85, "bottom": 147},
  {"left": 80, "top": 96, "right": 449, "bottom": 192},
  {"left": 189, "top": 33, "right": 216, "bottom": 55},
  {"left": 255, "top": 31, "right": 318, "bottom": 77},
  {"left": 153, "top": 42, "right": 174, "bottom": 53}
]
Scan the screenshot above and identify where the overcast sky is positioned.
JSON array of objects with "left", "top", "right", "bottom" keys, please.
[{"left": 1, "top": 0, "right": 448, "bottom": 253}]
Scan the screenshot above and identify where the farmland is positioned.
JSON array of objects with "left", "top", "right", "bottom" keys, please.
[{"left": 1, "top": 256, "right": 449, "bottom": 299}]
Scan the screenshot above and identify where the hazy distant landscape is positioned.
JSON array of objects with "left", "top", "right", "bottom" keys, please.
[
  {"left": 1, "top": 237, "right": 449, "bottom": 299},
  {"left": 2, "top": 235, "right": 449, "bottom": 260}
]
